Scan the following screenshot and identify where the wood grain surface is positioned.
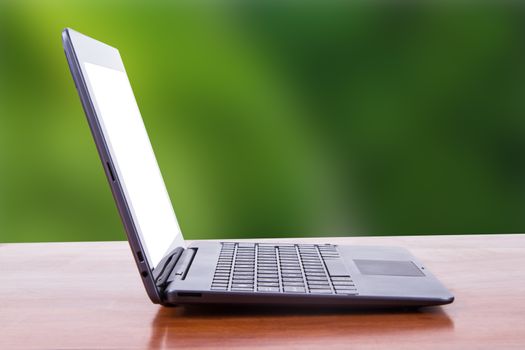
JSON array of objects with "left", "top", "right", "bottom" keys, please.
[{"left": 1, "top": 234, "right": 524, "bottom": 349}]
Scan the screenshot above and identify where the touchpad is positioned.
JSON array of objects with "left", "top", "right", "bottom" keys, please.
[{"left": 354, "top": 259, "right": 425, "bottom": 277}]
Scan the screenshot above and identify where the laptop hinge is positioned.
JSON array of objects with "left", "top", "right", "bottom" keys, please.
[
  {"left": 154, "top": 247, "right": 198, "bottom": 291},
  {"left": 154, "top": 247, "right": 184, "bottom": 289}
]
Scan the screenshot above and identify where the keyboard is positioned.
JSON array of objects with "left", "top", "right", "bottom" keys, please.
[{"left": 210, "top": 242, "right": 357, "bottom": 295}]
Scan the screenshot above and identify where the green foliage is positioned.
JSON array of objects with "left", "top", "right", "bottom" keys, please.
[{"left": 1, "top": 1, "right": 525, "bottom": 242}]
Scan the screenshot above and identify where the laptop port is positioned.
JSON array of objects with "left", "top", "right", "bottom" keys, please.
[
  {"left": 106, "top": 161, "right": 116, "bottom": 181},
  {"left": 177, "top": 292, "right": 202, "bottom": 297}
]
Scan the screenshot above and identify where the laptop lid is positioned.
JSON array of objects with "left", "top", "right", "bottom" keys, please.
[{"left": 62, "top": 28, "right": 185, "bottom": 303}]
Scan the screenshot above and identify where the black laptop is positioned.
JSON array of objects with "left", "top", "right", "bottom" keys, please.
[{"left": 62, "top": 28, "right": 454, "bottom": 308}]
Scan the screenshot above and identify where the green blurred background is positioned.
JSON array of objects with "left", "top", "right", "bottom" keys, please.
[{"left": 1, "top": 1, "right": 525, "bottom": 243}]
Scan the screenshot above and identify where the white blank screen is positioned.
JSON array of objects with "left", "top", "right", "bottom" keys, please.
[{"left": 83, "top": 62, "right": 184, "bottom": 267}]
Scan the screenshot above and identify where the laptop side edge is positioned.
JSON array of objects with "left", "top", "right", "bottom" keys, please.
[{"left": 62, "top": 28, "right": 171, "bottom": 304}]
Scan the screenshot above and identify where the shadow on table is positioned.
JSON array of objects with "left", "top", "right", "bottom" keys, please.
[{"left": 147, "top": 304, "right": 454, "bottom": 348}]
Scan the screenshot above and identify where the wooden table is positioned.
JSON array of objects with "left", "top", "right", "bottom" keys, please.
[{"left": 1, "top": 234, "right": 524, "bottom": 349}]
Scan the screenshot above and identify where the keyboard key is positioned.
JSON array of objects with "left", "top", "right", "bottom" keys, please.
[
  {"left": 309, "top": 289, "right": 332, "bottom": 294},
  {"left": 213, "top": 279, "right": 228, "bottom": 283},
  {"left": 232, "top": 288, "right": 254, "bottom": 292},
  {"left": 281, "top": 270, "right": 301, "bottom": 275},
  {"left": 305, "top": 273, "right": 326, "bottom": 278},
  {"left": 283, "top": 277, "right": 304, "bottom": 282},
  {"left": 258, "top": 287, "right": 280, "bottom": 292},
  {"left": 257, "top": 278, "right": 279, "bottom": 282},
  {"left": 257, "top": 279, "right": 278, "bottom": 283},
  {"left": 304, "top": 267, "right": 324, "bottom": 271},
  {"left": 257, "top": 283, "right": 279, "bottom": 287},
  {"left": 211, "top": 284, "right": 228, "bottom": 288},
  {"left": 257, "top": 273, "right": 278, "bottom": 278},
  {"left": 283, "top": 282, "right": 304, "bottom": 287},
  {"left": 212, "top": 280, "right": 228, "bottom": 285},
  {"left": 331, "top": 276, "right": 352, "bottom": 281},
  {"left": 307, "top": 279, "right": 329, "bottom": 284},
  {"left": 212, "top": 285, "right": 229, "bottom": 290},
  {"left": 306, "top": 275, "right": 328, "bottom": 280},
  {"left": 258, "top": 277, "right": 278, "bottom": 281},
  {"left": 308, "top": 284, "right": 330, "bottom": 289},
  {"left": 233, "top": 276, "right": 253, "bottom": 281},
  {"left": 213, "top": 278, "right": 229, "bottom": 283},
  {"left": 307, "top": 280, "right": 329, "bottom": 284},
  {"left": 257, "top": 280, "right": 278, "bottom": 284},
  {"left": 308, "top": 285, "right": 330, "bottom": 290},
  {"left": 212, "top": 278, "right": 228, "bottom": 282},
  {"left": 284, "top": 286, "right": 306, "bottom": 293}
]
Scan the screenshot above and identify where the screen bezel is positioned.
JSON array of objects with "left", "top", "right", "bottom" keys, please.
[{"left": 62, "top": 28, "right": 184, "bottom": 304}]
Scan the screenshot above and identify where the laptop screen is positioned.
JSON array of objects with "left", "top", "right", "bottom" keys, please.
[{"left": 82, "top": 61, "right": 185, "bottom": 268}]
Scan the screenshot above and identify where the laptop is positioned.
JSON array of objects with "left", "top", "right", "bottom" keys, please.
[{"left": 62, "top": 28, "right": 454, "bottom": 308}]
